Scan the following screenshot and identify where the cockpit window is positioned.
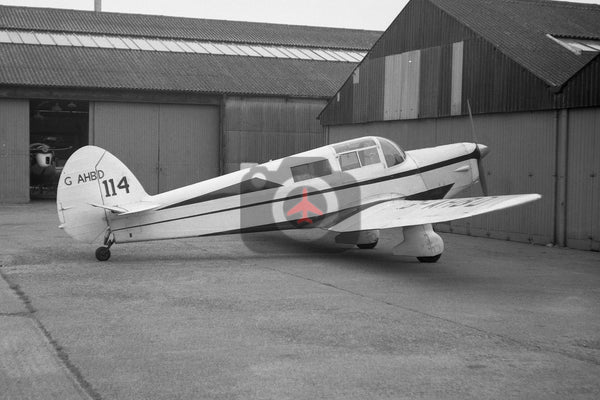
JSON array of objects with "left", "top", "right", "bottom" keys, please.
[
  {"left": 291, "top": 159, "right": 332, "bottom": 182},
  {"left": 358, "top": 147, "right": 380, "bottom": 166},
  {"left": 379, "top": 138, "right": 405, "bottom": 167},
  {"left": 339, "top": 152, "right": 361, "bottom": 171}
]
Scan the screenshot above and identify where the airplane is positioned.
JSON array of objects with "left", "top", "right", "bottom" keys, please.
[{"left": 56, "top": 136, "right": 541, "bottom": 262}]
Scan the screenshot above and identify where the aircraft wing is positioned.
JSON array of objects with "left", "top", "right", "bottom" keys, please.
[
  {"left": 329, "top": 194, "right": 541, "bottom": 232},
  {"left": 89, "top": 201, "right": 161, "bottom": 215}
]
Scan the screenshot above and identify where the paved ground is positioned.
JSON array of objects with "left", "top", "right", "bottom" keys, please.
[{"left": 1, "top": 200, "right": 599, "bottom": 400}]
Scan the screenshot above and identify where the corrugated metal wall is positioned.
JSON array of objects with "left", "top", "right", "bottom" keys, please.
[
  {"left": 383, "top": 50, "right": 420, "bottom": 120},
  {"left": 0, "top": 99, "right": 29, "bottom": 203},
  {"left": 320, "top": 0, "right": 600, "bottom": 127},
  {"left": 157, "top": 104, "right": 219, "bottom": 192},
  {"left": 91, "top": 102, "right": 219, "bottom": 194},
  {"left": 566, "top": 107, "right": 600, "bottom": 251},
  {"left": 327, "top": 110, "right": 558, "bottom": 245},
  {"left": 223, "top": 97, "right": 326, "bottom": 173}
]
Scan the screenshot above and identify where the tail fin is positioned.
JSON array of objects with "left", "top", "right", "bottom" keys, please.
[{"left": 57, "top": 146, "right": 149, "bottom": 243}]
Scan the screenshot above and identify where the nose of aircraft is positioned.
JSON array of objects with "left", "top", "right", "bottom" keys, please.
[{"left": 476, "top": 144, "right": 489, "bottom": 159}]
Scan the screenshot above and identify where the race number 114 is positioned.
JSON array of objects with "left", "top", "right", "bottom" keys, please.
[{"left": 101, "top": 177, "right": 130, "bottom": 197}]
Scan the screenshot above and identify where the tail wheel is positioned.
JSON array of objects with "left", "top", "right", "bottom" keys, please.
[
  {"left": 95, "top": 246, "right": 111, "bottom": 261},
  {"left": 417, "top": 254, "right": 441, "bottom": 263},
  {"left": 357, "top": 240, "right": 378, "bottom": 249}
]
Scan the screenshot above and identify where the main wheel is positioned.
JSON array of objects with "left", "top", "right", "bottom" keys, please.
[
  {"left": 417, "top": 254, "right": 441, "bottom": 263},
  {"left": 357, "top": 240, "right": 378, "bottom": 249},
  {"left": 95, "top": 246, "right": 111, "bottom": 261}
]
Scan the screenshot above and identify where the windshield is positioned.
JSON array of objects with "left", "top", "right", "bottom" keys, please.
[{"left": 378, "top": 138, "right": 405, "bottom": 167}]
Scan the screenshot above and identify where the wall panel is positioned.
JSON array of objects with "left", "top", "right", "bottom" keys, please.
[
  {"left": 0, "top": 99, "right": 29, "bottom": 202},
  {"left": 92, "top": 102, "right": 219, "bottom": 195},
  {"left": 92, "top": 102, "right": 160, "bottom": 194},
  {"left": 450, "top": 41, "right": 463, "bottom": 116},
  {"left": 158, "top": 104, "right": 219, "bottom": 192},
  {"left": 566, "top": 108, "right": 600, "bottom": 250}
]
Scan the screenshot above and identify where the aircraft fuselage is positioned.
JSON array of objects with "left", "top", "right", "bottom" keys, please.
[{"left": 107, "top": 137, "right": 485, "bottom": 243}]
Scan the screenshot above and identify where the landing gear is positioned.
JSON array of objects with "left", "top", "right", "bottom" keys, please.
[
  {"left": 95, "top": 231, "right": 115, "bottom": 261},
  {"left": 417, "top": 254, "right": 442, "bottom": 263},
  {"left": 95, "top": 246, "right": 111, "bottom": 261},
  {"left": 357, "top": 240, "right": 378, "bottom": 249}
]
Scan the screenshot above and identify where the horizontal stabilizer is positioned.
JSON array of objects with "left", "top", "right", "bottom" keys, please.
[
  {"left": 329, "top": 194, "right": 541, "bottom": 232},
  {"left": 90, "top": 201, "right": 161, "bottom": 215}
]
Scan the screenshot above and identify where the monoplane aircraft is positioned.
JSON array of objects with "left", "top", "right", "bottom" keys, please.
[{"left": 57, "top": 137, "right": 540, "bottom": 261}]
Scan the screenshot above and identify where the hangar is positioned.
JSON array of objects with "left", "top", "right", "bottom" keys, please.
[
  {"left": 320, "top": 0, "right": 600, "bottom": 251},
  {"left": 0, "top": 5, "right": 380, "bottom": 202}
]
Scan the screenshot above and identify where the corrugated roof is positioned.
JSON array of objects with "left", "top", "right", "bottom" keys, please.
[
  {"left": 0, "top": 6, "right": 381, "bottom": 97},
  {"left": 0, "top": 5, "right": 381, "bottom": 50},
  {"left": 430, "top": 0, "right": 600, "bottom": 87},
  {"left": 0, "top": 43, "right": 356, "bottom": 97}
]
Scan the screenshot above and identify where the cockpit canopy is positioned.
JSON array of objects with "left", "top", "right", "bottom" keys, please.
[
  {"left": 333, "top": 137, "right": 405, "bottom": 171},
  {"left": 289, "top": 137, "right": 406, "bottom": 183}
]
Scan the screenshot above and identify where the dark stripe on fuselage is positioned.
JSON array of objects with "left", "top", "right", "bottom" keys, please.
[
  {"left": 160, "top": 177, "right": 282, "bottom": 210},
  {"left": 112, "top": 149, "right": 477, "bottom": 233}
]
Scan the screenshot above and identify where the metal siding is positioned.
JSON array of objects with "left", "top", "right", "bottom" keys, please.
[
  {"left": 461, "top": 38, "right": 555, "bottom": 115},
  {"left": 369, "top": 0, "right": 476, "bottom": 59},
  {"left": 431, "top": 0, "right": 600, "bottom": 89},
  {"left": 158, "top": 105, "right": 219, "bottom": 192},
  {"left": 383, "top": 50, "right": 421, "bottom": 121},
  {"left": 419, "top": 46, "right": 442, "bottom": 118},
  {"left": 92, "top": 102, "right": 160, "bottom": 194},
  {"left": 352, "top": 59, "right": 384, "bottom": 123},
  {"left": 352, "top": 67, "right": 362, "bottom": 124},
  {"left": 450, "top": 41, "right": 463, "bottom": 116},
  {"left": 367, "top": 57, "right": 385, "bottom": 122},
  {"left": 401, "top": 50, "right": 421, "bottom": 119},
  {"left": 566, "top": 107, "right": 600, "bottom": 250},
  {"left": 322, "top": 0, "right": 477, "bottom": 126},
  {"left": 438, "top": 44, "right": 453, "bottom": 117},
  {"left": 555, "top": 56, "right": 600, "bottom": 110},
  {"left": 442, "top": 112, "right": 555, "bottom": 244},
  {"left": 323, "top": 1, "right": 600, "bottom": 127},
  {"left": 0, "top": 99, "right": 28, "bottom": 202},
  {"left": 384, "top": 54, "right": 402, "bottom": 120},
  {"left": 223, "top": 97, "right": 326, "bottom": 173}
]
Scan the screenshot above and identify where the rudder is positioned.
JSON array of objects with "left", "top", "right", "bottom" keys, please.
[{"left": 56, "top": 146, "right": 148, "bottom": 243}]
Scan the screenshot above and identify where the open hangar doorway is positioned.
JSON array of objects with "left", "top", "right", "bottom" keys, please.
[{"left": 29, "top": 99, "right": 89, "bottom": 199}]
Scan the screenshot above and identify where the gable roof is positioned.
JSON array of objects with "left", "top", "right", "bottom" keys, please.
[
  {"left": 430, "top": 0, "right": 600, "bottom": 87},
  {"left": 0, "top": 5, "right": 379, "bottom": 50},
  {"left": 0, "top": 5, "right": 382, "bottom": 98}
]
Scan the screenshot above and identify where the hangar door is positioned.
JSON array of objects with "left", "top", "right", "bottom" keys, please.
[{"left": 91, "top": 102, "right": 219, "bottom": 194}]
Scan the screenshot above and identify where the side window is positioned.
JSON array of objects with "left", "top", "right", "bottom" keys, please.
[
  {"left": 291, "top": 159, "right": 332, "bottom": 182},
  {"left": 339, "top": 152, "right": 361, "bottom": 171},
  {"left": 380, "top": 139, "right": 405, "bottom": 167},
  {"left": 358, "top": 147, "right": 380, "bottom": 166}
]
